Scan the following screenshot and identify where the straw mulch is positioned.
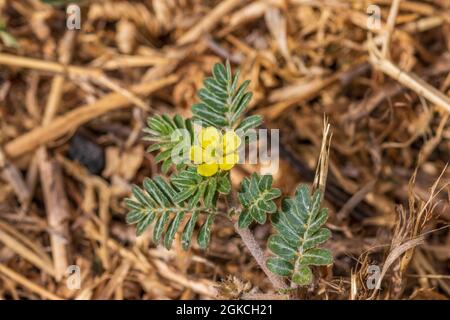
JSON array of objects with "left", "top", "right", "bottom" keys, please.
[{"left": 0, "top": 0, "right": 449, "bottom": 300}]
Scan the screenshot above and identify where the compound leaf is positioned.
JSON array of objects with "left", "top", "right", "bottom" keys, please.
[
  {"left": 192, "top": 61, "right": 253, "bottom": 130},
  {"left": 237, "top": 173, "right": 281, "bottom": 228},
  {"left": 125, "top": 176, "right": 216, "bottom": 250},
  {"left": 267, "top": 185, "right": 333, "bottom": 286},
  {"left": 143, "top": 115, "right": 193, "bottom": 169}
]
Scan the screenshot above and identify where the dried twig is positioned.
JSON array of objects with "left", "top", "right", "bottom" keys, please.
[
  {"left": 233, "top": 222, "right": 289, "bottom": 291},
  {"left": 37, "top": 151, "right": 71, "bottom": 280},
  {"left": 368, "top": 41, "right": 450, "bottom": 113},
  {"left": 0, "top": 264, "right": 62, "bottom": 300},
  {"left": 3, "top": 75, "right": 178, "bottom": 159},
  {"left": 177, "top": 0, "right": 243, "bottom": 45},
  {"left": 37, "top": 30, "right": 75, "bottom": 281},
  {"left": 381, "top": 0, "right": 401, "bottom": 59}
]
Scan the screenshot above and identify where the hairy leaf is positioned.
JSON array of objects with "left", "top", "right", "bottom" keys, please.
[
  {"left": 197, "top": 214, "right": 216, "bottom": 249},
  {"left": 143, "top": 114, "right": 194, "bottom": 171},
  {"left": 266, "top": 257, "right": 293, "bottom": 277},
  {"left": 172, "top": 167, "right": 227, "bottom": 208},
  {"left": 125, "top": 176, "right": 216, "bottom": 250},
  {"left": 267, "top": 185, "right": 333, "bottom": 286},
  {"left": 237, "top": 173, "right": 281, "bottom": 228},
  {"left": 181, "top": 211, "right": 199, "bottom": 250},
  {"left": 192, "top": 61, "right": 254, "bottom": 129},
  {"left": 236, "top": 115, "right": 263, "bottom": 134}
]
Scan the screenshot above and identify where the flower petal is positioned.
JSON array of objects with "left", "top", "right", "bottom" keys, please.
[
  {"left": 219, "top": 153, "right": 239, "bottom": 171},
  {"left": 200, "top": 127, "right": 221, "bottom": 149},
  {"left": 197, "top": 163, "right": 219, "bottom": 177},
  {"left": 202, "top": 144, "right": 219, "bottom": 163},
  {"left": 223, "top": 130, "right": 241, "bottom": 154}
]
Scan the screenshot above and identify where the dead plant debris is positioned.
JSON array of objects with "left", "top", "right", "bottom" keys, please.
[{"left": 0, "top": 0, "right": 448, "bottom": 300}]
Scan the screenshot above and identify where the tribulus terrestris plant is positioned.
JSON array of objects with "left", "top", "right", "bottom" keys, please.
[{"left": 125, "top": 61, "right": 333, "bottom": 294}]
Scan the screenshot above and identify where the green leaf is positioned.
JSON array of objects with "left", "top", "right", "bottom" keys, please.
[
  {"left": 154, "top": 149, "right": 172, "bottom": 163},
  {"left": 192, "top": 61, "right": 253, "bottom": 129},
  {"left": 250, "top": 205, "right": 266, "bottom": 224},
  {"left": 188, "top": 182, "right": 207, "bottom": 209},
  {"left": 126, "top": 210, "right": 145, "bottom": 224},
  {"left": 217, "top": 175, "right": 231, "bottom": 194},
  {"left": 125, "top": 178, "right": 182, "bottom": 244},
  {"left": 308, "top": 208, "right": 328, "bottom": 234},
  {"left": 292, "top": 265, "right": 312, "bottom": 285},
  {"left": 172, "top": 168, "right": 202, "bottom": 189},
  {"left": 143, "top": 115, "right": 193, "bottom": 170},
  {"left": 303, "top": 228, "right": 331, "bottom": 251},
  {"left": 153, "top": 211, "right": 171, "bottom": 244},
  {"left": 126, "top": 176, "right": 219, "bottom": 250},
  {"left": 124, "top": 199, "right": 142, "bottom": 211},
  {"left": 147, "top": 142, "right": 166, "bottom": 153},
  {"left": 237, "top": 173, "right": 281, "bottom": 227},
  {"left": 173, "top": 186, "right": 197, "bottom": 204},
  {"left": 192, "top": 104, "right": 228, "bottom": 127},
  {"left": 271, "top": 212, "right": 300, "bottom": 248},
  {"left": 143, "top": 178, "right": 170, "bottom": 207},
  {"left": 237, "top": 210, "right": 253, "bottom": 229},
  {"left": 131, "top": 185, "right": 154, "bottom": 208},
  {"left": 161, "top": 158, "right": 172, "bottom": 174},
  {"left": 173, "top": 168, "right": 220, "bottom": 209},
  {"left": 204, "top": 178, "right": 217, "bottom": 207},
  {"left": 268, "top": 235, "right": 297, "bottom": 260},
  {"left": 164, "top": 212, "right": 186, "bottom": 249},
  {"left": 266, "top": 184, "right": 333, "bottom": 286},
  {"left": 299, "top": 248, "right": 333, "bottom": 266},
  {"left": 136, "top": 212, "right": 156, "bottom": 236},
  {"left": 266, "top": 257, "right": 294, "bottom": 277},
  {"left": 181, "top": 211, "right": 199, "bottom": 250},
  {"left": 154, "top": 176, "right": 177, "bottom": 202},
  {"left": 197, "top": 214, "right": 215, "bottom": 249}
]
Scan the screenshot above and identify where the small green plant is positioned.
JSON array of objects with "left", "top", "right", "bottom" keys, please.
[{"left": 125, "top": 61, "right": 333, "bottom": 291}]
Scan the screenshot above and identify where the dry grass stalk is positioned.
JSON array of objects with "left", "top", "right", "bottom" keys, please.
[
  {"left": 177, "top": 0, "right": 243, "bottom": 45},
  {"left": 0, "top": 264, "right": 62, "bottom": 300},
  {"left": 313, "top": 117, "right": 332, "bottom": 195},
  {"left": 0, "top": 53, "right": 102, "bottom": 78},
  {"left": 0, "top": 155, "right": 30, "bottom": 206},
  {"left": 368, "top": 41, "right": 450, "bottom": 113},
  {"left": 0, "top": 222, "right": 55, "bottom": 276},
  {"left": 369, "top": 236, "right": 425, "bottom": 299},
  {"left": 37, "top": 31, "right": 75, "bottom": 281},
  {"left": 37, "top": 150, "right": 71, "bottom": 280},
  {"left": 381, "top": 0, "right": 402, "bottom": 59},
  {"left": 3, "top": 75, "right": 178, "bottom": 159},
  {"left": 95, "top": 261, "right": 131, "bottom": 300},
  {"left": 0, "top": 0, "right": 449, "bottom": 300}
]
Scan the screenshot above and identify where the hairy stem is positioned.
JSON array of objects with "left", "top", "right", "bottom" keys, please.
[
  {"left": 233, "top": 222, "right": 289, "bottom": 290},
  {"left": 226, "top": 191, "right": 288, "bottom": 291}
]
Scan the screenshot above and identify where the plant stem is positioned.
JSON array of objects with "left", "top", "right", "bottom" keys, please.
[
  {"left": 232, "top": 221, "right": 289, "bottom": 290},
  {"left": 226, "top": 191, "right": 288, "bottom": 291}
]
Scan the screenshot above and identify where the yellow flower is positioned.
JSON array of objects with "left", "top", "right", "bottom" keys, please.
[{"left": 190, "top": 127, "right": 241, "bottom": 177}]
